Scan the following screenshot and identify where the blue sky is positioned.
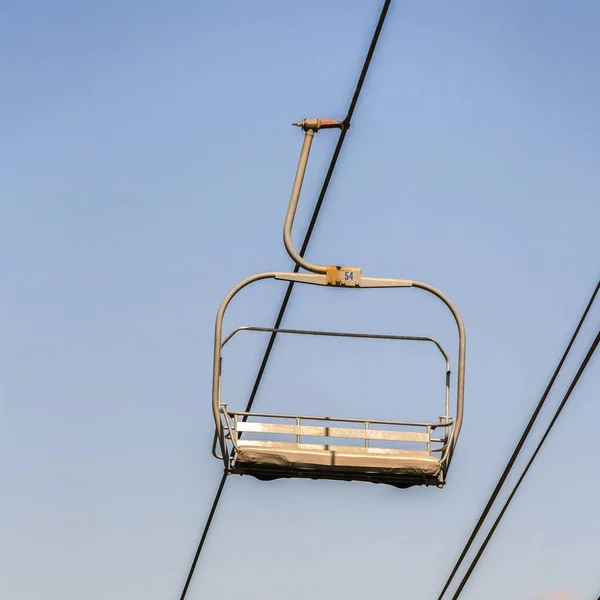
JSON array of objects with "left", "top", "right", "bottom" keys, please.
[{"left": 2, "top": 1, "right": 600, "bottom": 599}]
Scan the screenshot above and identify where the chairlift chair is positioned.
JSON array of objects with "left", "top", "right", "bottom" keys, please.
[{"left": 212, "top": 119, "right": 466, "bottom": 489}]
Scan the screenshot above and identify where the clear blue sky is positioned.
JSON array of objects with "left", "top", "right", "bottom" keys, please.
[{"left": 2, "top": 1, "right": 600, "bottom": 599}]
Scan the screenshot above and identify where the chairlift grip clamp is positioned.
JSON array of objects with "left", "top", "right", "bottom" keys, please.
[
  {"left": 293, "top": 118, "right": 345, "bottom": 132},
  {"left": 326, "top": 265, "right": 362, "bottom": 286}
]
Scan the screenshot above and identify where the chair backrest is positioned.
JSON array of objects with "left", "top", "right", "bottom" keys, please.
[{"left": 223, "top": 411, "right": 452, "bottom": 457}]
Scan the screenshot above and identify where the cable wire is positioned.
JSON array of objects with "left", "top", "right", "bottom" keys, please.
[
  {"left": 451, "top": 325, "right": 600, "bottom": 599},
  {"left": 178, "top": 472, "right": 227, "bottom": 600},
  {"left": 243, "top": 0, "right": 392, "bottom": 418},
  {"left": 437, "top": 278, "right": 600, "bottom": 599},
  {"left": 436, "top": 278, "right": 600, "bottom": 599},
  {"left": 177, "top": 3, "right": 392, "bottom": 598}
]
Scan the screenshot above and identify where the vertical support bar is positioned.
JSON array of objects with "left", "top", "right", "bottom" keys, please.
[
  {"left": 427, "top": 426, "right": 432, "bottom": 455},
  {"left": 296, "top": 417, "right": 301, "bottom": 444},
  {"left": 283, "top": 129, "right": 325, "bottom": 274},
  {"left": 412, "top": 281, "right": 466, "bottom": 468},
  {"left": 440, "top": 416, "right": 449, "bottom": 445},
  {"left": 212, "top": 272, "right": 279, "bottom": 462},
  {"left": 284, "top": 119, "right": 344, "bottom": 274},
  {"left": 365, "top": 422, "right": 370, "bottom": 448},
  {"left": 445, "top": 368, "right": 451, "bottom": 421}
]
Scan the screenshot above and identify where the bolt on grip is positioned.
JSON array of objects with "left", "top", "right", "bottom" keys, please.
[{"left": 293, "top": 118, "right": 344, "bottom": 132}]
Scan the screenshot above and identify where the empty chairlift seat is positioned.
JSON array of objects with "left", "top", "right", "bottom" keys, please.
[
  {"left": 224, "top": 410, "right": 447, "bottom": 488},
  {"left": 210, "top": 117, "right": 466, "bottom": 489},
  {"left": 212, "top": 320, "right": 464, "bottom": 490}
]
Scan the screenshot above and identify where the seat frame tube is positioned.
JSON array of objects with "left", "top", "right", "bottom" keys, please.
[{"left": 212, "top": 272, "right": 466, "bottom": 472}]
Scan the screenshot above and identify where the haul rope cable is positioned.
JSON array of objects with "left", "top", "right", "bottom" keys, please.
[
  {"left": 451, "top": 322, "right": 600, "bottom": 598},
  {"left": 176, "top": 2, "right": 392, "bottom": 598},
  {"left": 438, "top": 277, "right": 600, "bottom": 599}
]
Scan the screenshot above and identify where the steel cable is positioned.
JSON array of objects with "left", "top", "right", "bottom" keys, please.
[
  {"left": 438, "top": 277, "right": 600, "bottom": 599},
  {"left": 451, "top": 325, "right": 600, "bottom": 598},
  {"left": 176, "top": 3, "right": 392, "bottom": 598},
  {"left": 242, "top": 0, "right": 392, "bottom": 418}
]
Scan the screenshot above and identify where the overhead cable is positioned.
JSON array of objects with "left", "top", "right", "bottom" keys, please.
[
  {"left": 451, "top": 324, "right": 600, "bottom": 598},
  {"left": 438, "top": 277, "right": 600, "bottom": 599},
  {"left": 176, "top": 3, "right": 392, "bottom": 598},
  {"left": 242, "top": 0, "right": 392, "bottom": 419}
]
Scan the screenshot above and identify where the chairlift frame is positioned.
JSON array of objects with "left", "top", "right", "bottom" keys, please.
[{"left": 212, "top": 119, "right": 466, "bottom": 488}]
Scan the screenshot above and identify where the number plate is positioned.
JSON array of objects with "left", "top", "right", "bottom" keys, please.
[{"left": 326, "top": 266, "right": 362, "bottom": 286}]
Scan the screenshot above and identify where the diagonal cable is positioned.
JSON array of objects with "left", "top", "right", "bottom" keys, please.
[
  {"left": 176, "top": 3, "right": 392, "bottom": 599},
  {"left": 438, "top": 278, "right": 600, "bottom": 599},
  {"left": 178, "top": 472, "right": 227, "bottom": 600},
  {"left": 243, "top": 0, "right": 392, "bottom": 417},
  {"left": 451, "top": 325, "right": 600, "bottom": 598}
]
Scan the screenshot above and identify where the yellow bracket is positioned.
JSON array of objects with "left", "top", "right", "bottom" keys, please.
[{"left": 325, "top": 266, "right": 362, "bottom": 287}]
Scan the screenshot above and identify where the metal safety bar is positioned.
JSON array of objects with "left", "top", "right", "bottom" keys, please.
[{"left": 222, "top": 326, "right": 450, "bottom": 366}]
